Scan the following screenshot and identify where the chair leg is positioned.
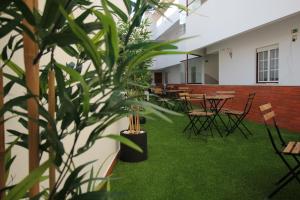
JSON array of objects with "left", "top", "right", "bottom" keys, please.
[
  {"left": 240, "top": 121, "right": 253, "bottom": 135},
  {"left": 275, "top": 163, "right": 300, "bottom": 185},
  {"left": 196, "top": 117, "right": 211, "bottom": 135},
  {"left": 184, "top": 116, "right": 199, "bottom": 136},
  {"left": 279, "top": 154, "right": 300, "bottom": 184},
  {"left": 183, "top": 115, "right": 195, "bottom": 133},
  {"left": 226, "top": 114, "right": 236, "bottom": 136},
  {"left": 213, "top": 121, "right": 223, "bottom": 137},
  {"left": 268, "top": 169, "right": 300, "bottom": 199},
  {"left": 216, "top": 113, "right": 229, "bottom": 132},
  {"left": 236, "top": 125, "right": 249, "bottom": 139},
  {"left": 226, "top": 114, "right": 250, "bottom": 138}
]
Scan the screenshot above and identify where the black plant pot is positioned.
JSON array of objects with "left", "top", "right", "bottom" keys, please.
[
  {"left": 139, "top": 116, "right": 146, "bottom": 124},
  {"left": 119, "top": 130, "right": 148, "bottom": 162}
]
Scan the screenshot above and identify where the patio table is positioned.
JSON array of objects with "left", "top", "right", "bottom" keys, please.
[
  {"left": 192, "top": 94, "right": 234, "bottom": 136},
  {"left": 205, "top": 94, "right": 234, "bottom": 132}
]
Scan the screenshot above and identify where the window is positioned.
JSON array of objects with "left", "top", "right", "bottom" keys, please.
[{"left": 257, "top": 45, "right": 279, "bottom": 83}]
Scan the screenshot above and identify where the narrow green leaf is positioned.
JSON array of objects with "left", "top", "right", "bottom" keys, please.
[
  {"left": 55, "top": 161, "right": 95, "bottom": 199},
  {"left": 6, "top": 160, "right": 51, "bottom": 200},
  {"left": 40, "top": 0, "right": 60, "bottom": 28},
  {"left": 107, "top": 1, "right": 128, "bottom": 21},
  {"left": 59, "top": 6, "right": 101, "bottom": 70},
  {"left": 2, "top": 59, "right": 25, "bottom": 77},
  {"left": 0, "top": 95, "right": 33, "bottom": 117},
  {"left": 104, "top": 134, "right": 143, "bottom": 153},
  {"left": 0, "top": 19, "right": 20, "bottom": 39},
  {"left": 122, "top": 0, "right": 132, "bottom": 16},
  {"left": 13, "top": 0, "right": 36, "bottom": 25},
  {"left": 56, "top": 63, "right": 90, "bottom": 116},
  {"left": 93, "top": 3, "right": 119, "bottom": 68}
]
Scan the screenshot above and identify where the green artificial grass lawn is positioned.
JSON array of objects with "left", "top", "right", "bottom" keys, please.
[{"left": 111, "top": 113, "right": 300, "bottom": 200}]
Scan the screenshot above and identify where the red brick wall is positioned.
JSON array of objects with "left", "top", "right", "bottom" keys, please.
[{"left": 170, "top": 84, "right": 300, "bottom": 133}]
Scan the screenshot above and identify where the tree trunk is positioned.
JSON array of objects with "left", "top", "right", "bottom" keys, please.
[
  {"left": 23, "top": 0, "right": 40, "bottom": 197},
  {"left": 0, "top": 69, "right": 5, "bottom": 200},
  {"left": 48, "top": 69, "right": 56, "bottom": 191}
]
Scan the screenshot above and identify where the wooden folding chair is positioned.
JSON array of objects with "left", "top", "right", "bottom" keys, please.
[
  {"left": 174, "top": 92, "right": 191, "bottom": 112},
  {"left": 224, "top": 93, "right": 255, "bottom": 138},
  {"left": 153, "top": 88, "right": 171, "bottom": 108},
  {"left": 182, "top": 94, "right": 220, "bottom": 137},
  {"left": 259, "top": 103, "right": 300, "bottom": 199}
]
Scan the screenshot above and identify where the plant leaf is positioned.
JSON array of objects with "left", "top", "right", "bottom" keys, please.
[
  {"left": 104, "top": 134, "right": 143, "bottom": 153},
  {"left": 6, "top": 160, "right": 51, "bottom": 200},
  {"left": 59, "top": 5, "right": 101, "bottom": 71},
  {"left": 56, "top": 62, "right": 90, "bottom": 116}
]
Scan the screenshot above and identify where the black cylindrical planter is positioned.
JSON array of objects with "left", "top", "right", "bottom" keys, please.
[
  {"left": 139, "top": 116, "right": 146, "bottom": 124},
  {"left": 119, "top": 130, "right": 148, "bottom": 162}
]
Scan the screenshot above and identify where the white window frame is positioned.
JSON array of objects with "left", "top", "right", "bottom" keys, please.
[{"left": 256, "top": 44, "right": 279, "bottom": 83}]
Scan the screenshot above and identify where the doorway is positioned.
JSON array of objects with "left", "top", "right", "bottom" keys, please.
[{"left": 154, "top": 72, "right": 163, "bottom": 86}]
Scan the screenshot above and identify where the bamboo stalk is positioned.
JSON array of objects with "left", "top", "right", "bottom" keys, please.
[
  {"left": 0, "top": 69, "right": 5, "bottom": 200},
  {"left": 131, "top": 115, "right": 134, "bottom": 134},
  {"left": 137, "top": 112, "right": 140, "bottom": 133},
  {"left": 48, "top": 69, "right": 56, "bottom": 191},
  {"left": 23, "top": 0, "right": 40, "bottom": 197},
  {"left": 129, "top": 115, "right": 133, "bottom": 133},
  {"left": 135, "top": 115, "right": 137, "bottom": 134}
]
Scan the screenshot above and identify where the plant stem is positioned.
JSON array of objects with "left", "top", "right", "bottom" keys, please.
[
  {"left": 0, "top": 68, "right": 5, "bottom": 200},
  {"left": 48, "top": 66, "right": 56, "bottom": 192},
  {"left": 49, "top": 130, "right": 80, "bottom": 200}
]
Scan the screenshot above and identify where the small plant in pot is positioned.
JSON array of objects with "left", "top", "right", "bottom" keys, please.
[{"left": 120, "top": 105, "right": 147, "bottom": 162}]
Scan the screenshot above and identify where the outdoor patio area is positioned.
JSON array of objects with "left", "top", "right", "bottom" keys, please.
[{"left": 112, "top": 113, "right": 300, "bottom": 200}]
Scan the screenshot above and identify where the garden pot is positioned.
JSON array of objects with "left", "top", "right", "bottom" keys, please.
[
  {"left": 139, "top": 116, "right": 146, "bottom": 124},
  {"left": 119, "top": 130, "right": 148, "bottom": 162}
]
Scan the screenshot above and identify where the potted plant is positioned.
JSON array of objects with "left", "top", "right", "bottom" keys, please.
[
  {"left": 120, "top": 105, "right": 147, "bottom": 162},
  {"left": 118, "top": 18, "right": 153, "bottom": 125}
]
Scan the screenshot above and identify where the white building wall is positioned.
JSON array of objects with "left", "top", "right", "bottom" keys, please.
[
  {"left": 207, "top": 13, "right": 300, "bottom": 85},
  {"left": 151, "top": 40, "right": 186, "bottom": 70},
  {"left": 164, "top": 64, "right": 185, "bottom": 84},
  {"left": 150, "top": 0, "right": 300, "bottom": 82},
  {"left": 184, "top": 0, "right": 300, "bottom": 52}
]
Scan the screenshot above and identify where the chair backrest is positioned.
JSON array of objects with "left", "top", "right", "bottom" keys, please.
[
  {"left": 178, "top": 92, "right": 190, "bottom": 100},
  {"left": 178, "top": 92, "right": 192, "bottom": 112},
  {"left": 198, "top": 94, "right": 208, "bottom": 113},
  {"left": 243, "top": 93, "right": 256, "bottom": 115},
  {"left": 216, "top": 90, "right": 236, "bottom": 95},
  {"left": 259, "top": 103, "right": 286, "bottom": 152}
]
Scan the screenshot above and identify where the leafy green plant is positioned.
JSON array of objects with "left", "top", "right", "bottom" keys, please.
[
  {"left": 118, "top": 18, "right": 152, "bottom": 97},
  {"left": 0, "top": 0, "right": 186, "bottom": 199}
]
